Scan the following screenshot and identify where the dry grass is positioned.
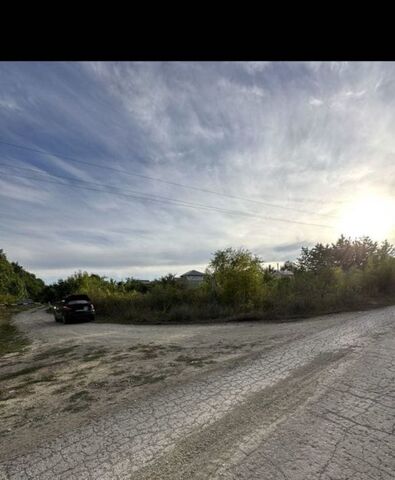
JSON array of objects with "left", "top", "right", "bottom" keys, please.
[{"left": 0, "top": 306, "right": 29, "bottom": 357}]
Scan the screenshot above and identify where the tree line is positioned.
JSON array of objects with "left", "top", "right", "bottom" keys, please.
[
  {"left": 0, "top": 250, "right": 45, "bottom": 303},
  {"left": 1, "top": 235, "right": 395, "bottom": 322}
]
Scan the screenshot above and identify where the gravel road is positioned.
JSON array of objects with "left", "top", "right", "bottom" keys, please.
[{"left": 1, "top": 307, "right": 394, "bottom": 479}]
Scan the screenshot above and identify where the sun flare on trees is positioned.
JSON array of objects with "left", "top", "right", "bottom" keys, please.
[{"left": 338, "top": 195, "right": 395, "bottom": 240}]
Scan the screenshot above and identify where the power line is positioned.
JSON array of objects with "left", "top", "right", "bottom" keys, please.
[
  {"left": 0, "top": 170, "right": 336, "bottom": 229},
  {"left": 0, "top": 162, "right": 338, "bottom": 220},
  {"left": 0, "top": 138, "right": 344, "bottom": 208},
  {"left": 1, "top": 168, "right": 251, "bottom": 215}
]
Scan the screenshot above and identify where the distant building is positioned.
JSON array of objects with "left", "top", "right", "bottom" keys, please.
[
  {"left": 179, "top": 270, "right": 205, "bottom": 287},
  {"left": 272, "top": 269, "right": 294, "bottom": 279}
]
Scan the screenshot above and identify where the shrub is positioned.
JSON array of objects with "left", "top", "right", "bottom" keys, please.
[{"left": 27, "top": 236, "right": 395, "bottom": 324}]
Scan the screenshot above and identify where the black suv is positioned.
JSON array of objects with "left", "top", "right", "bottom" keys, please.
[{"left": 54, "top": 294, "right": 95, "bottom": 324}]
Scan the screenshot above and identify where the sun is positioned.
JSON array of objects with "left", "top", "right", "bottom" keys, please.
[{"left": 338, "top": 195, "right": 395, "bottom": 240}]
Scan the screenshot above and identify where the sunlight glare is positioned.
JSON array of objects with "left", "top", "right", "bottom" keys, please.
[{"left": 338, "top": 195, "right": 395, "bottom": 240}]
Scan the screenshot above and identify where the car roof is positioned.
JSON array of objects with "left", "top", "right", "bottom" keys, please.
[{"left": 64, "top": 294, "right": 91, "bottom": 301}]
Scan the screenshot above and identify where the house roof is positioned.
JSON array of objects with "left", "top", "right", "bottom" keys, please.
[
  {"left": 180, "top": 270, "right": 205, "bottom": 277},
  {"left": 272, "top": 269, "right": 294, "bottom": 277}
]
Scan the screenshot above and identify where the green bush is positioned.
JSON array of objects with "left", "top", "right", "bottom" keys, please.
[
  {"left": 24, "top": 236, "right": 395, "bottom": 324},
  {"left": 205, "top": 247, "right": 265, "bottom": 309}
]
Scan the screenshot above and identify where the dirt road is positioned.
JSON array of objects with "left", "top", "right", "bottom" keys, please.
[
  {"left": 12, "top": 306, "right": 359, "bottom": 349},
  {"left": 1, "top": 307, "right": 394, "bottom": 479}
]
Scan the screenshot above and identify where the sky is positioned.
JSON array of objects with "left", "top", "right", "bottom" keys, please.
[{"left": 0, "top": 61, "right": 394, "bottom": 284}]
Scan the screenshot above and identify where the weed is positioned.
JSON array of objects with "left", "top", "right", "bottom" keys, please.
[
  {"left": 62, "top": 403, "right": 89, "bottom": 413},
  {"left": 0, "top": 307, "right": 29, "bottom": 357},
  {"left": 53, "top": 384, "right": 74, "bottom": 394},
  {"left": 15, "top": 374, "right": 55, "bottom": 388},
  {"left": 165, "top": 345, "right": 185, "bottom": 352},
  {"left": 174, "top": 355, "right": 216, "bottom": 368},
  {"left": 64, "top": 389, "right": 94, "bottom": 406},
  {"left": 62, "top": 389, "right": 94, "bottom": 413},
  {"left": 128, "top": 373, "right": 167, "bottom": 386},
  {"left": 142, "top": 352, "right": 158, "bottom": 359},
  {"left": 111, "top": 369, "right": 128, "bottom": 376},
  {"left": 82, "top": 349, "right": 107, "bottom": 362},
  {"left": 33, "top": 345, "right": 77, "bottom": 361},
  {"left": 0, "top": 365, "right": 44, "bottom": 382},
  {"left": 88, "top": 380, "right": 107, "bottom": 389},
  {"left": 128, "top": 345, "right": 141, "bottom": 351}
]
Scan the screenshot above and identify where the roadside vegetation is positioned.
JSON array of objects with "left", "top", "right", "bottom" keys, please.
[
  {"left": 0, "top": 249, "right": 44, "bottom": 305},
  {"left": 38, "top": 235, "right": 395, "bottom": 323},
  {"left": 0, "top": 249, "right": 43, "bottom": 356},
  {"left": 0, "top": 306, "right": 29, "bottom": 357},
  {"left": 1, "top": 237, "right": 394, "bottom": 324}
]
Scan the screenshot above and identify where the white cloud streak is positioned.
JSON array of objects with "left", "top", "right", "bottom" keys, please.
[{"left": 0, "top": 61, "right": 394, "bottom": 283}]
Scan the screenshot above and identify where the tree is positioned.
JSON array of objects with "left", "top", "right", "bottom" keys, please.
[
  {"left": 296, "top": 243, "right": 333, "bottom": 272},
  {"left": 296, "top": 236, "right": 388, "bottom": 273},
  {"left": 11, "top": 262, "right": 45, "bottom": 300},
  {"left": 281, "top": 260, "right": 298, "bottom": 272},
  {"left": 206, "top": 247, "right": 264, "bottom": 308},
  {"left": 377, "top": 240, "right": 395, "bottom": 259},
  {"left": 0, "top": 249, "right": 42, "bottom": 301},
  {"left": 121, "top": 277, "right": 150, "bottom": 294}
]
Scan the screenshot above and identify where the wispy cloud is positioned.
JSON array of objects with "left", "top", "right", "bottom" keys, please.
[{"left": 0, "top": 61, "right": 394, "bottom": 282}]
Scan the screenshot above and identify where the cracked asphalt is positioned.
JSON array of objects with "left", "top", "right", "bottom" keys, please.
[{"left": 1, "top": 306, "right": 394, "bottom": 479}]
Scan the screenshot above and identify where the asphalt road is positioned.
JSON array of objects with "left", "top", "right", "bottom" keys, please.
[{"left": 1, "top": 307, "right": 394, "bottom": 479}]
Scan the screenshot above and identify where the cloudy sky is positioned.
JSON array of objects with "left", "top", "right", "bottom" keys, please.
[{"left": 1, "top": 61, "right": 394, "bottom": 284}]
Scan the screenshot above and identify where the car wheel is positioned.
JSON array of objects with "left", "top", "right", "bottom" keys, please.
[{"left": 62, "top": 314, "right": 68, "bottom": 325}]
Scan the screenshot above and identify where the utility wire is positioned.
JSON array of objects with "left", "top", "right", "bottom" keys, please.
[
  {"left": 0, "top": 170, "right": 335, "bottom": 229},
  {"left": 0, "top": 139, "right": 343, "bottom": 208},
  {"left": 0, "top": 162, "right": 338, "bottom": 219}
]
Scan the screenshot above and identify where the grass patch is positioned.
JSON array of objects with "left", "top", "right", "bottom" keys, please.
[
  {"left": 68, "top": 390, "right": 93, "bottom": 402},
  {"left": 128, "top": 344, "right": 183, "bottom": 353},
  {"left": 137, "top": 344, "right": 170, "bottom": 359},
  {"left": 128, "top": 345, "right": 141, "bottom": 351},
  {"left": 111, "top": 369, "right": 128, "bottom": 376},
  {"left": 138, "top": 344, "right": 161, "bottom": 351},
  {"left": 174, "top": 355, "right": 216, "bottom": 368},
  {"left": 141, "top": 352, "right": 158, "bottom": 359},
  {"left": 53, "top": 384, "right": 74, "bottom": 394},
  {"left": 63, "top": 389, "right": 94, "bottom": 413},
  {"left": 14, "top": 374, "right": 56, "bottom": 388},
  {"left": 165, "top": 345, "right": 185, "bottom": 352},
  {"left": 33, "top": 345, "right": 77, "bottom": 361},
  {"left": 128, "top": 373, "right": 167, "bottom": 386},
  {"left": 88, "top": 380, "right": 108, "bottom": 389},
  {"left": 0, "top": 307, "right": 29, "bottom": 357},
  {"left": 72, "top": 366, "right": 94, "bottom": 378},
  {"left": 110, "top": 353, "right": 130, "bottom": 360},
  {"left": 62, "top": 403, "right": 90, "bottom": 413},
  {"left": 82, "top": 348, "right": 107, "bottom": 362},
  {"left": 0, "top": 365, "right": 44, "bottom": 382}
]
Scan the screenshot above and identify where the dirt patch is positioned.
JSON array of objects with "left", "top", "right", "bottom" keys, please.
[{"left": 0, "top": 337, "right": 256, "bottom": 460}]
